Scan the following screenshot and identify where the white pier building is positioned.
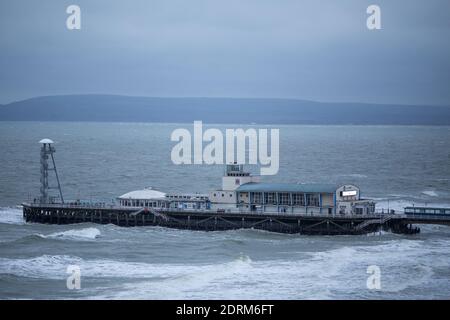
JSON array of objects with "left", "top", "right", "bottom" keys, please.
[
  {"left": 117, "top": 164, "right": 375, "bottom": 216},
  {"left": 209, "top": 164, "right": 375, "bottom": 216}
]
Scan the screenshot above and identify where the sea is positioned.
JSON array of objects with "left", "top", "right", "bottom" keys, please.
[{"left": 0, "top": 122, "right": 449, "bottom": 299}]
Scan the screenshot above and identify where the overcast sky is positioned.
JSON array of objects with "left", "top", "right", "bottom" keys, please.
[{"left": 0, "top": 0, "right": 449, "bottom": 105}]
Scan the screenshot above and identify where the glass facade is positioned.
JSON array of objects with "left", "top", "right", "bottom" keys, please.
[{"left": 243, "top": 191, "right": 324, "bottom": 208}]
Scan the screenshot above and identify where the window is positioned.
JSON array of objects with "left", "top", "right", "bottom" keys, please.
[
  {"left": 252, "top": 192, "right": 262, "bottom": 204},
  {"left": 292, "top": 193, "right": 305, "bottom": 206},
  {"left": 265, "top": 192, "right": 276, "bottom": 204},
  {"left": 279, "top": 193, "right": 290, "bottom": 205},
  {"left": 355, "top": 208, "right": 363, "bottom": 215},
  {"left": 306, "top": 194, "right": 319, "bottom": 207}
]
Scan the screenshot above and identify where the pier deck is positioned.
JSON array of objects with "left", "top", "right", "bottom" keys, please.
[{"left": 22, "top": 203, "right": 450, "bottom": 235}]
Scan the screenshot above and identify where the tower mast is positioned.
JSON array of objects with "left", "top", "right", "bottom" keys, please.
[{"left": 39, "top": 139, "right": 64, "bottom": 204}]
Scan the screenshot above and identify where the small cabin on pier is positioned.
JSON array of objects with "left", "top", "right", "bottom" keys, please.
[
  {"left": 117, "top": 187, "right": 166, "bottom": 207},
  {"left": 117, "top": 188, "right": 210, "bottom": 210}
]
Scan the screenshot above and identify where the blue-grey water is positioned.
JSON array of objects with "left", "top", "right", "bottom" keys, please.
[{"left": 0, "top": 122, "right": 449, "bottom": 299}]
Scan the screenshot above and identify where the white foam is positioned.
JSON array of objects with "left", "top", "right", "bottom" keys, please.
[
  {"left": 97, "top": 239, "right": 450, "bottom": 299},
  {"left": 102, "top": 240, "right": 442, "bottom": 299},
  {"left": 375, "top": 198, "right": 450, "bottom": 214},
  {"left": 422, "top": 190, "right": 438, "bottom": 197},
  {"left": 337, "top": 173, "right": 368, "bottom": 179},
  {"left": 0, "top": 255, "right": 82, "bottom": 280},
  {"left": 0, "top": 253, "right": 253, "bottom": 281},
  {"left": 375, "top": 199, "right": 413, "bottom": 213},
  {"left": 2, "top": 236, "right": 449, "bottom": 300},
  {"left": 41, "top": 227, "right": 101, "bottom": 241},
  {"left": 0, "top": 207, "right": 24, "bottom": 225},
  {"left": 365, "top": 230, "right": 392, "bottom": 237}
]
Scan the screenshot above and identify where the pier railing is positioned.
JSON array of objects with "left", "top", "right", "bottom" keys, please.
[{"left": 23, "top": 202, "right": 404, "bottom": 219}]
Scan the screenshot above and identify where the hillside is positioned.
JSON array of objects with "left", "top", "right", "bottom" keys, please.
[{"left": 1, "top": 95, "right": 449, "bottom": 125}]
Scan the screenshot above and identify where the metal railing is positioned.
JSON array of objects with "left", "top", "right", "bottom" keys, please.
[{"left": 403, "top": 213, "right": 450, "bottom": 221}]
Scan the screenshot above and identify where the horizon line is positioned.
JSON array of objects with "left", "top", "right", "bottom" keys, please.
[{"left": 2, "top": 93, "right": 450, "bottom": 108}]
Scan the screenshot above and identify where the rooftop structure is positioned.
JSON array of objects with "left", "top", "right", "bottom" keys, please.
[
  {"left": 117, "top": 187, "right": 166, "bottom": 207},
  {"left": 118, "top": 187, "right": 166, "bottom": 200}
]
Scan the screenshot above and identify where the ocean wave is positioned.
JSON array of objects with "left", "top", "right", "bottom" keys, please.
[
  {"left": 422, "top": 190, "right": 438, "bottom": 197},
  {"left": 287, "top": 240, "right": 438, "bottom": 296},
  {"left": 39, "top": 227, "right": 101, "bottom": 241},
  {"left": 0, "top": 255, "right": 83, "bottom": 280},
  {"left": 337, "top": 173, "right": 368, "bottom": 179},
  {"left": 375, "top": 198, "right": 450, "bottom": 214},
  {"left": 0, "top": 227, "right": 102, "bottom": 245},
  {"left": 0, "top": 253, "right": 253, "bottom": 282},
  {"left": 2, "top": 237, "right": 449, "bottom": 299},
  {"left": 96, "top": 239, "right": 448, "bottom": 299},
  {"left": 365, "top": 230, "right": 393, "bottom": 237},
  {"left": 375, "top": 199, "right": 415, "bottom": 212},
  {"left": 0, "top": 207, "right": 24, "bottom": 225}
]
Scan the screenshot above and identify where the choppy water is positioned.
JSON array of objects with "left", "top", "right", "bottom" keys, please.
[{"left": 0, "top": 122, "right": 450, "bottom": 299}]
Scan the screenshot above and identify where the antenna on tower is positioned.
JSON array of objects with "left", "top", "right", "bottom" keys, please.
[{"left": 39, "top": 139, "right": 64, "bottom": 204}]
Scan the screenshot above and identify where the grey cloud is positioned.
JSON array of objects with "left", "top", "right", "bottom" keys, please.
[{"left": 0, "top": 0, "right": 449, "bottom": 105}]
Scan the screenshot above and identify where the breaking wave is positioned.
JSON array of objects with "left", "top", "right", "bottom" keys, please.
[
  {"left": 2, "top": 237, "right": 448, "bottom": 299},
  {"left": 422, "top": 190, "right": 439, "bottom": 197},
  {"left": 0, "top": 207, "right": 24, "bottom": 225},
  {"left": 39, "top": 227, "right": 101, "bottom": 241},
  {"left": 337, "top": 173, "right": 368, "bottom": 179},
  {"left": 0, "top": 253, "right": 253, "bottom": 282}
]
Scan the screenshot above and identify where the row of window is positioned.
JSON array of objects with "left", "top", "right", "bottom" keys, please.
[
  {"left": 405, "top": 208, "right": 450, "bottom": 215},
  {"left": 167, "top": 195, "right": 208, "bottom": 200},
  {"left": 120, "top": 200, "right": 160, "bottom": 207},
  {"left": 213, "top": 193, "right": 234, "bottom": 198},
  {"left": 246, "top": 192, "right": 321, "bottom": 206}
]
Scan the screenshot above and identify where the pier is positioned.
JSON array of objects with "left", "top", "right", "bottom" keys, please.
[
  {"left": 21, "top": 138, "right": 450, "bottom": 235},
  {"left": 22, "top": 202, "right": 450, "bottom": 235}
]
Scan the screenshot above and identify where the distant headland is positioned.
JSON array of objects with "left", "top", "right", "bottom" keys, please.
[{"left": 1, "top": 94, "right": 449, "bottom": 125}]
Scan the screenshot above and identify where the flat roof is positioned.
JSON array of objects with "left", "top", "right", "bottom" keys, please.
[{"left": 236, "top": 183, "right": 337, "bottom": 193}]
